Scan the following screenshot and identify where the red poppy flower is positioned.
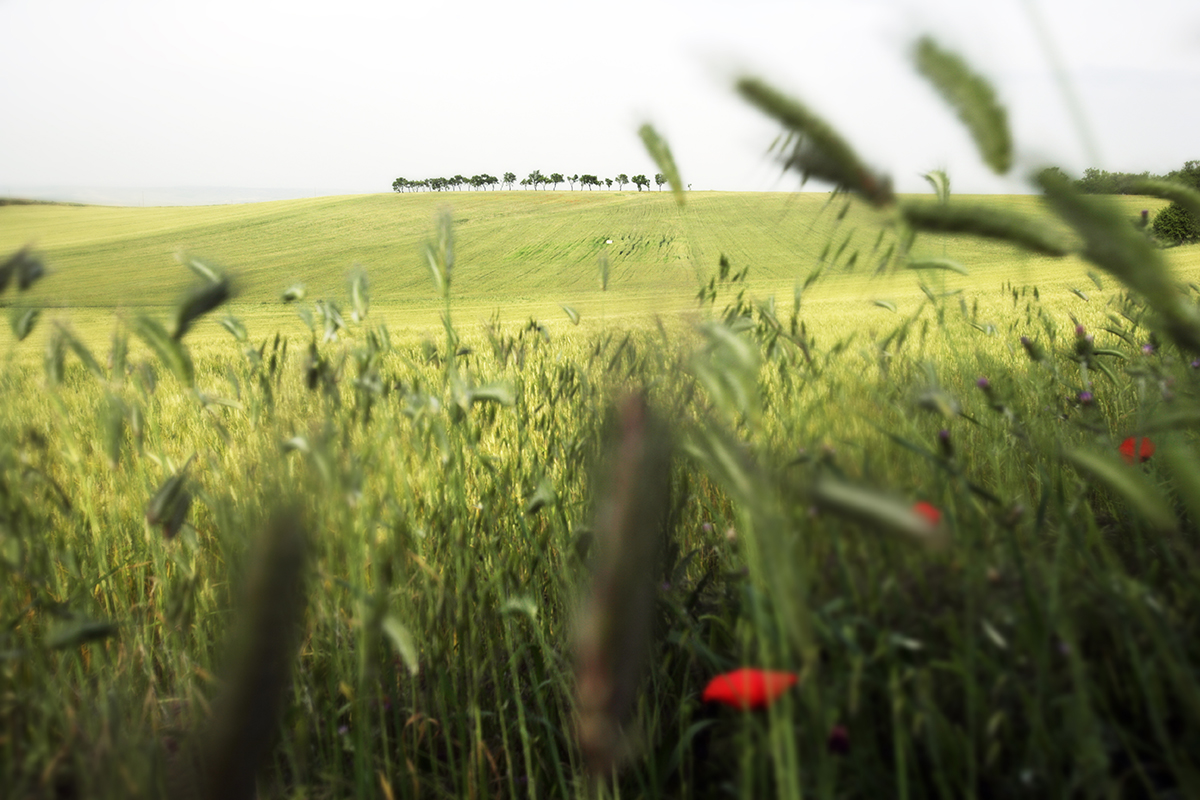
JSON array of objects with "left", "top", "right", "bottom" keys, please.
[
  {"left": 912, "top": 501, "right": 941, "bottom": 526},
  {"left": 1119, "top": 437, "right": 1155, "bottom": 464},
  {"left": 702, "top": 668, "right": 798, "bottom": 710}
]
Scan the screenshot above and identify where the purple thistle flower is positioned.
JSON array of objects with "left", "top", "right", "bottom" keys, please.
[
  {"left": 1078, "top": 391, "right": 1094, "bottom": 405},
  {"left": 1142, "top": 343, "right": 1154, "bottom": 354},
  {"left": 976, "top": 377, "right": 990, "bottom": 390},
  {"left": 1075, "top": 324, "right": 1086, "bottom": 338},
  {"left": 1191, "top": 359, "right": 1200, "bottom": 369}
]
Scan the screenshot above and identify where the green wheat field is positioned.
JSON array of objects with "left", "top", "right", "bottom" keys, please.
[{"left": 5, "top": 187, "right": 1200, "bottom": 799}]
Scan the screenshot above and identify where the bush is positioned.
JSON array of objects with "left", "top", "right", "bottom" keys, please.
[{"left": 1151, "top": 201, "right": 1200, "bottom": 245}]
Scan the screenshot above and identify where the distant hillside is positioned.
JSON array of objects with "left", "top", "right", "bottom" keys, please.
[{"left": 0, "top": 190, "right": 1179, "bottom": 311}]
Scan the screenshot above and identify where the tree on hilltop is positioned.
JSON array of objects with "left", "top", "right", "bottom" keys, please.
[
  {"left": 632, "top": 174, "right": 650, "bottom": 191},
  {"left": 568, "top": 174, "right": 579, "bottom": 190},
  {"left": 527, "top": 170, "right": 547, "bottom": 190},
  {"left": 616, "top": 174, "right": 628, "bottom": 191},
  {"left": 605, "top": 178, "right": 613, "bottom": 189},
  {"left": 580, "top": 174, "right": 598, "bottom": 190},
  {"left": 503, "top": 172, "right": 516, "bottom": 190},
  {"left": 391, "top": 177, "right": 409, "bottom": 192},
  {"left": 550, "top": 173, "right": 564, "bottom": 190},
  {"left": 655, "top": 173, "right": 666, "bottom": 191}
]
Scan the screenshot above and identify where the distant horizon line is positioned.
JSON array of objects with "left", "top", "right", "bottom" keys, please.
[{"left": 1, "top": 183, "right": 1035, "bottom": 208}]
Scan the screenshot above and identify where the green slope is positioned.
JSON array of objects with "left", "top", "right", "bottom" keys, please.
[{"left": 2, "top": 190, "right": 1196, "bottom": 325}]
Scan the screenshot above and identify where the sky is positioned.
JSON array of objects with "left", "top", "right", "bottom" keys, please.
[{"left": 1, "top": 0, "right": 1198, "bottom": 205}]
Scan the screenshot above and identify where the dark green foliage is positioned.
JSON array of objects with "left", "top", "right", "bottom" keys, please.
[
  {"left": 913, "top": 37, "right": 1012, "bottom": 174},
  {"left": 1165, "top": 159, "right": 1200, "bottom": 190},
  {"left": 1151, "top": 201, "right": 1200, "bottom": 245},
  {"left": 1075, "top": 167, "right": 1154, "bottom": 194}
]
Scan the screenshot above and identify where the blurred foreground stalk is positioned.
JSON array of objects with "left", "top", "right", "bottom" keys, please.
[
  {"left": 189, "top": 505, "right": 309, "bottom": 800},
  {"left": 575, "top": 393, "right": 672, "bottom": 777}
]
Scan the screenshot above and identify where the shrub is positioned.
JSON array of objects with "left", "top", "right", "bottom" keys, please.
[{"left": 1151, "top": 200, "right": 1200, "bottom": 245}]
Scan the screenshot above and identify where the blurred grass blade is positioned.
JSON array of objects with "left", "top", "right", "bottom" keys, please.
[
  {"left": 174, "top": 277, "right": 232, "bottom": 340},
  {"left": 57, "top": 324, "right": 105, "bottom": 380},
  {"left": 1161, "top": 438, "right": 1200, "bottom": 536},
  {"left": 9, "top": 307, "right": 39, "bottom": 341},
  {"left": 146, "top": 454, "right": 195, "bottom": 538},
  {"left": 1039, "top": 169, "right": 1200, "bottom": 353},
  {"left": 812, "top": 480, "right": 948, "bottom": 547},
  {"left": 874, "top": 299, "right": 898, "bottom": 312},
  {"left": 1065, "top": 448, "right": 1177, "bottom": 533},
  {"left": 202, "top": 505, "right": 307, "bottom": 800},
  {"left": 560, "top": 304, "right": 580, "bottom": 325},
  {"left": 599, "top": 251, "right": 610, "bottom": 291},
  {"left": 906, "top": 258, "right": 969, "bottom": 275},
  {"left": 691, "top": 321, "right": 762, "bottom": 423},
  {"left": 103, "top": 393, "right": 127, "bottom": 468},
  {"left": 109, "top": 327, "right": 128, "bottom": 383},
  {"left": 1135, "top": 410, "right": 1200, "bottom": 436},
  {"left": 736, "top": 76, "right": 893, "bottom": 207},
  {"left": 44, "top": 326, "right": 66, "bottom": 386},
  {"left": 135, "top": 315, "right": 195, "bottom": 386},
  {"left": 424, "top": 209, "right": 455, "bottom": 300},
  {"left": 576, "top": 393, "right": 671, "bottom": 776},
  {"left": 281, "top": 283, "right": 306, "bottom": 303},
  {"left": 0, "top": 246, "right": 47, "bottom": 293},
  {"left": 914, "top": 36, "right": 1011, "bottom": 174},
  {"left": 900, "top": 200, "right": 1072, "bottom": 256},
  {"left": 923, "top": 169, "right": 951, "bottom": 204},
  {"left": 381, "top": 613, "right": 419, "bottom": 676},
  {"left": 1129, "top": 179, "right": 1200, "bottom": 222},
  {"left": 638, "top": 122, "right": 685, "bottom": 205},
  {"left": 525, "top": 478, "right": 556, "bottom": 515},
  {"left": 468, "top": 382, "right": 516, "bottom": 407},
  {"left": 423, "top": 243, "right": 445, "bottom": 297},
  {"left": 219, "top": 315, "right": 248, "bottom": 342},
  {"left": 178, "top": 252, "right": 222, "bottom": 283},
  {"left": 46, "top": 619, "right": 119, "bottom": 650},
  {"left": 349, "top": 267, "right": 369, "bottom": 322}
]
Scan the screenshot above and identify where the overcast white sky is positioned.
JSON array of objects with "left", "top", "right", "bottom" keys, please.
[{"left": 2, "top": 0, "right": 1198, "bottom": 204}]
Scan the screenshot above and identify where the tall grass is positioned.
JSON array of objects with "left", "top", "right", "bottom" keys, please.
[{"left": 5, "top": 34, "right": 1200, "bottom": 800}]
